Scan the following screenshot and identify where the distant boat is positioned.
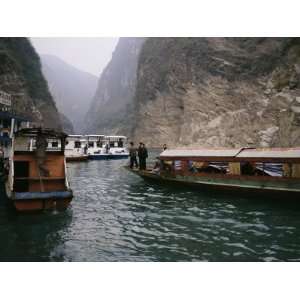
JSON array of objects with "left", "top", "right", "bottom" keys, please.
[
  {"left": 87, "top": 135, "right": 129, "bottom": 160},
  {"left": 64, "top": 135, "right": 88, "bottom": 161},
  {"left": 126, "top": 147, "right": 300, "bottom": 199},
  {"left": 5, "top": 128, "right": 73, "bottom": 211}
]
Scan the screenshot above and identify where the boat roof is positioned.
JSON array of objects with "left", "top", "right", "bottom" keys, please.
[
  {"left": 160, "top": 147, "right": 300, "bottom": 159},
  {"left": 86, "top": 134, "right": 105, "bottom": 137},
  {"left": 237, "top": 148, "right": 300, "bottom": 158},
  {"left": 105, "top": 135, "right": 127, "bottom": 139},
  {"left": 15, "top": 128, "right": 67, "bottom": 139},
  {"left": 67, "top": 134, "right": 87, "bottom": 139}
]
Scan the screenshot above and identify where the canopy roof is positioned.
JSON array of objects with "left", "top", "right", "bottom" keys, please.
[
  {"left": 15, "top": 128, "right": 67, "bottom": 139},
  {"left": 160, "top": 147, "right": 300, "bottom": 160}
]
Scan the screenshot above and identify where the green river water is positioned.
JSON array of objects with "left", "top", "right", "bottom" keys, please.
[{"left": 1, "top": 150, "right": 300, "bottom": 261}]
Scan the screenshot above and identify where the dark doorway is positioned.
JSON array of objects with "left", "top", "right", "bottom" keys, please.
[{"left": 14, "top": 161, "right": 29, "bottom": 192}]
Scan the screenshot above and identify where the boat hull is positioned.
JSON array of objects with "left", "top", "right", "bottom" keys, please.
[
  {"left": 89, "top": 154, "right": 129, "bottom": 160},
  {"left": 11, "top": 190, "right": 73, "bottom": 212},
  {"left": 66, "top": 155, "right": 88, "bottom": 162},
  {"left": 125, "top": 167, "right": 300, "bottom": 199}
]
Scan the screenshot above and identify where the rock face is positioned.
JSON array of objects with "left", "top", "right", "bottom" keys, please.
[
  {"left": 60, "top": 113, "right": 74, "bottom": 134},
  {"left": 0, "top": 38, "right": 61, "bottom": 129},
  {"left": 41, "top": 54, "right": 98, "bottom": 133},
  {"left": 131, "top": 38, "right": 300, "bottom": 147},
  {"left": 85, "top": 37, "right": 145, "bottom": 134}
]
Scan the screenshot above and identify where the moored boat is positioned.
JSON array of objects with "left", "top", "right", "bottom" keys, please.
[
  {"left": 87, "top": 135, "right": 129, "bottom": 160},
  {"left": 126, "top": 147, "right": 300, "bottom": 199},
  {"left": 5, "top": 128, "right": 73, "bottom": 211},
  {"left": 65, "top": 135, "right": 88, "bottom": 161}
]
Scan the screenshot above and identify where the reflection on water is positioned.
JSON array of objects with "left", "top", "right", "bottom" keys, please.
[{"left": 1, "top": 151, "right": 300, "bottom": 261}]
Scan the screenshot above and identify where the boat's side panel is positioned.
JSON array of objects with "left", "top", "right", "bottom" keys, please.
[
  {"left": 14, "top": 153, "right": 66, "bottom": 192},
  {"left": 14, "top": 153, "right": 65, "bottom": 176},
  {"left": 88, "top": 155, "right": 109, "bottom": 160},
  {"left": 173, "top": 174, "right": 300, "bottom": 191},
  {"left": 89, "top": 154, "right": 129, "bottom": 160},
  {"left": 29, "top": 180, "right": 66, "bottom": 192},
  {"left": 66, "top": 156, "right": 88, "bottom": 162},
  {"left": 128, "top": 168, "right": 300, "bottom": 199},
  {"left": 14, "top": 198, "right": 72, "bottom": 211}
]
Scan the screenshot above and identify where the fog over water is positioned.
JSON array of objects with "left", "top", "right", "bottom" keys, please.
[{"left": 31, "top": 37, "right": 118, "bottom": 76}]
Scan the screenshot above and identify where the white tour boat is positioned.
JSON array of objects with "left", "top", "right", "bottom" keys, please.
[
  {"left": 65, "top": 135, "right": 88, "bottom": 161},
  {"left": 87, "top": 135, "right": 129, "bottom": 160}
]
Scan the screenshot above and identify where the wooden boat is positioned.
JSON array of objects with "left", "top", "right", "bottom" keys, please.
[
  {"left": 5, "top": 128, "right": 73, "bottom": 211},
  {"left": 65, "top": 135, "right": 88, "bottom": 162},
  {"left": 126, "top": 147, "right": 300, "bottom": 199}
]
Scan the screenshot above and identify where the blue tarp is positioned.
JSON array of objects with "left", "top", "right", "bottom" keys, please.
[{"left": 13, "top": 190, "right": 73, "bottom": 201}]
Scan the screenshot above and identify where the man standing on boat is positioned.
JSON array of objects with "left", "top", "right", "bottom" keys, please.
[
  {"left": 129, "top": 142, "right": 138, "bottom": 169},
  {"left": 138, "top": 143, "right": 148, "bottom": 170}
]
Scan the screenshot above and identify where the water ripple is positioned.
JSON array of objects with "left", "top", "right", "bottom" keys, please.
[{"left": 1, "top": 153, "right": 300, "bottom": 261}]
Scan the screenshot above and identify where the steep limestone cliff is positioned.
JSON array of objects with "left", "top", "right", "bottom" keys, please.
[
  {"left": 131, "top": 38, "right": 300, "bottom": 147},
  {"left": 41, "top": 54, "right": 97, "bottom": 132},
  {"left": 60, "top": 113, "right": 74, "bottom": 134},
  {"left": 85, "top": 37, "right": 145, "bottom": 134},
  {"left": 0, "top": 38, "right": 61, "bottom": 129}
]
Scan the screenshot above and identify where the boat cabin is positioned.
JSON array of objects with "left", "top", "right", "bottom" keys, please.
[
  {"left": 105, "top": 135, "right": 127, "bottom": 148},
  {"left": 6, "top": 128, "right": 73, "bottom": 211},
  {"left": 86, "top": 135, "right": 105, "bottom": 154},
  {"left": 65, "top": 135, "right": 88, "bottom": 161},
  {"left": 159, "top": 148, "right": 300, "bottom": 179}
]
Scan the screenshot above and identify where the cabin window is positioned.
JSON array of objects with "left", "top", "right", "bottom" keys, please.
[
  {"left": 118, "top": 139, "right": 124, "bottom": 147},
  {"left": 74, "top": 141, "right": 81, "bottom": 148},
  {"left": 188, "top": 161, "right": 228, "bottom": 174},
  {"left": 65, "top": 141, "right": 69, "bottom": 145},
  {"left": 174, "top": 160, "right": 182, "bottom": 170},
  {"left": 161, "top": 160, "right": 173, "bottom": 172},
  {"left": 52, "top": 141, "right": 59, "bottom": 148},
  {"left": 240, "top": 162, "right": 256, "bottom": 175},
  {"left": 241, "top": 162, "right": 283, "bottom": 177},
  {"left": 14, "top": 161, "right": 29, "bottom": 192},
  {"left": 88, "top": 142, "right": 94, "bottom": 148},
  {"left": 96, "top": 141, "right": 102, "bottom": 148}
]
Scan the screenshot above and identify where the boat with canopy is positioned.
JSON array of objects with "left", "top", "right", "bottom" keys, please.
[{"left": 126, "top": 147, "right": 300, "bottom": 198}]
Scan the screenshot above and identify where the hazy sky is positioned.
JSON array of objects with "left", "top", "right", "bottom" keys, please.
[{"left": 31, "top": 37, "right": 119, "bottom": 76}]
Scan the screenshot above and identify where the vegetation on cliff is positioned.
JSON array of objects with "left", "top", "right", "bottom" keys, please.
[{"left": 0, "top": 38, "right": 61, "bottom": 129}]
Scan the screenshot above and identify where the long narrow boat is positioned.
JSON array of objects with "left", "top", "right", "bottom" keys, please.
[
  {"left": 5, "top": 128, "right": 73, "bottom": 211},
  {"left": 126, "top": 147, "right": 300, "bottom": 199}
]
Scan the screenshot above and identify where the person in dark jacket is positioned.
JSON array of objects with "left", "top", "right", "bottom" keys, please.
[
  {"left": 138, "top": 143, "right": 148, "bottom": 170},
  {"left": 129, "top": 142, "right": 138, "bottom": 169}
]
